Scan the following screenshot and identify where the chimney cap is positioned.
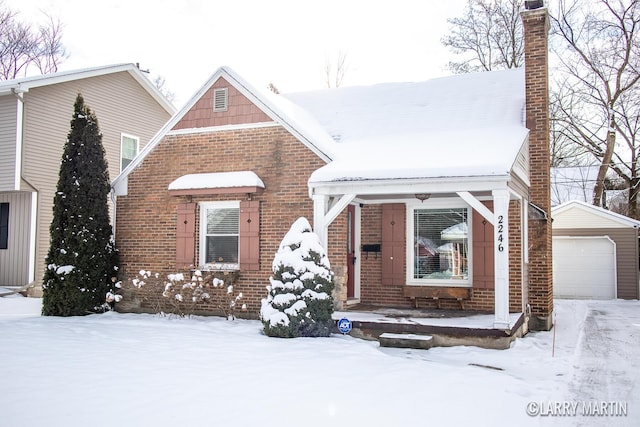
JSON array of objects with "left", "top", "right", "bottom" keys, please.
[{"left": 524, "top": 0, "right": 545, "bottom": 9}]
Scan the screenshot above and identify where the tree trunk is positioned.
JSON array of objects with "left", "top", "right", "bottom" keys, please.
[
  {"left": 629, "top": 176, "right": 640, "bottom": 219},
  {"left": 593, "top": 129, "right": 616, "bottom": 207}
]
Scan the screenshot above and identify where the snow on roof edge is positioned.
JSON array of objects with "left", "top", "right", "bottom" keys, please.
[{"left": 168, "top": 171, "right": 265, "bottom": 191}]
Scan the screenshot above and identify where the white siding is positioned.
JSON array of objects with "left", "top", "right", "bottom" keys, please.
[
  {"left": 0, "top": 95, "right": 17, "bottom": 191},
  {"left": 0, "top": 192, "right": 32, "bottom": 287}
]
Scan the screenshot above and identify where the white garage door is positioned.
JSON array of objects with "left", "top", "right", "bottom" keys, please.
[{"left": 552, "top": 236, "right": 616, "bottom": 299}]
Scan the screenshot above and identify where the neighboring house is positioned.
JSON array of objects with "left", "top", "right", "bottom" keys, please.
[
  {"left": 113, "top": 4, "right": 554, "bottom": 331},
  {"left": 0, "top": 64, "right": 175, "bottom": 293},
  {"left": 552, "top": 200, "right": 640, "bottom": 300}
]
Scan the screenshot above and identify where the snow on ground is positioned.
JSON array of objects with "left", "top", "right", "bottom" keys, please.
[{"left": 0, "top": 295, "right": 638, "bottom": 427}]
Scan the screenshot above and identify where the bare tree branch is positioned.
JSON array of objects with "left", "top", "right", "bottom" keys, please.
[
  {"left": 551, "top": 0, "right": 640, "bottom": 217},
  {"left": 441, "top": 0, "right": 523, "bottom": 73},
  {"left": 324, "top": 50, "right": 348, "bottom": 88},
  {"left": 0, "top": 1, "right": 66, "bottom": 79}
]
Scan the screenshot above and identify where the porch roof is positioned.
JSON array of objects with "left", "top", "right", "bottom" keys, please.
[{"left": 283, "top": 68, "right": 528, "bottom": 196}]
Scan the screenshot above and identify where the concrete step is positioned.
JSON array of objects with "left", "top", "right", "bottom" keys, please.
[{"left": 378, "top": 332, "right": 434, "bottom": 350}]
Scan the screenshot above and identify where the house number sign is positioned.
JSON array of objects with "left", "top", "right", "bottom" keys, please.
[{"left": 497, "top": 215, "right": 505, "bottom": 252}]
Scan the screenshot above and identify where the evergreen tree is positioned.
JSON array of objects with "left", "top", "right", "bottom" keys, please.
[
  {"left": 260, "top": 217, "right": 335, "bottom": 337},
  {"left": 42, "top": 94, "right": 118, "bottom": 316}
]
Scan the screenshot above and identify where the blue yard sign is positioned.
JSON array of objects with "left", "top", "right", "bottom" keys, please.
[{"left": 337, "top": 317, "right": 352, "bottom": 334}]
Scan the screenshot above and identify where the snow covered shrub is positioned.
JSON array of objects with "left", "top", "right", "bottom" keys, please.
[
  {"left": 114, "top": 269, "right": 245, "bottom": 318},
  {"left": 261, "top": 217, "right": 335, "bottom": 338},
  {"left": 42, "top": 94, "right": 119, "bottom": 316}
]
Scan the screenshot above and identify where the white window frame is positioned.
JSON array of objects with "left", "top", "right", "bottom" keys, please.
[
  {"left": 120, "top": 133, "right": 140, "bottom": 172},
  {"left": 199, "top": 201, "right": 240, "bottom": 270},
  {"left": 406, "top": 198, "right": 472, "bottom": 287}
]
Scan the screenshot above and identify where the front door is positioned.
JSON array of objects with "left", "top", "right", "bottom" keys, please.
[{"left": 347, "top": 204, "right": 355, "bottom": 298}]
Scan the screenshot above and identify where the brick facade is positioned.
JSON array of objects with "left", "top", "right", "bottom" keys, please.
[
  {"left": 116, "top": 124, "right": 347, "bottom": 317},
  {"left": 523, "top": 7, "right": 554, "bottom": 331},
  {"left": 117, "top": 8, "right": 550, "bottom": 323}
]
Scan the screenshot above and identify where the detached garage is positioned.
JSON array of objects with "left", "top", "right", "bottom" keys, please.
[{"left": 552, "top": 201, "right": 640, "bottom": 300}]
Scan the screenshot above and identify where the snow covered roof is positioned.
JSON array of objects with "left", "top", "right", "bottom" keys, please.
[
  {"left": 0, "top": 63, "right": 175, "bottom": 114},
  {"left": 113, "top": 67, "right": 529, "bottom": 197},
  {"left": 282, "top": 69, "right": 528, "bottom": 185},
  {"left": 168, "top": 171, "right": 265, "bottom": 191}
]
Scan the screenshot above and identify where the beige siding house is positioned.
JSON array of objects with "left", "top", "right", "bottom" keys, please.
[{"left": 0, "top": 64, "right": 175, "bottom": 293}]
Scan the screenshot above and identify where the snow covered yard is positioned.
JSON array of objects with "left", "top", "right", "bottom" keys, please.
[{"left": 1, "top": 294, "right": 638, "bottom": 427}]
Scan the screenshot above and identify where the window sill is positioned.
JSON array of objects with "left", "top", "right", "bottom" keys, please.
[
  {"left": 405, "top": 281, "right": 471, "bottom": 288},
  {"left": 197, "top": 264, "right": 239, "bottom": 272}
]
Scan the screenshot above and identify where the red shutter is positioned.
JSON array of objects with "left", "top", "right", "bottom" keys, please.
[
  {"left": 176, "top": 203, "right": 196, "bottom": 268},
  {"left": 239, "top": 200, "right": 260, "bottom": 271},
  {"left": 381, "top": 203, "right": 406, "bottom": 286},
  {"left": 472, "top": 201, "right": 495, "bottom": 289}
]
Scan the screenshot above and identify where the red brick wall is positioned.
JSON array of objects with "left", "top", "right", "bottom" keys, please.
[
  {"left": 523, "top": 7, "right": 553, "bottom": 330},
  {"left": 116, "top": 125, "right": 347, "bottom": 317}
]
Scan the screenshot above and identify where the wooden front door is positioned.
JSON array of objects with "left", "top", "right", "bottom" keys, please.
[{"left": 347, "top": 204, "right": 356, "bottom": 298}]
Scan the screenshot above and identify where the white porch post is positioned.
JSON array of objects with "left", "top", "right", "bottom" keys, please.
[
  {"left": 492, "top": 189, "right": 510, "bottom": 329},
  {"left": 313, "top": 195, "right": 328, "bottom": 249}
]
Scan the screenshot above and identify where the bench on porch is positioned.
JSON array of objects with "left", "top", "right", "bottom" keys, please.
[{"left": 402, "top": 286, "right": 471, "bottom": 310}]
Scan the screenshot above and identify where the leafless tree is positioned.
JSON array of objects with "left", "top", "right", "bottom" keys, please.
[
  {"left": 0, "top": 1, "right": 66, "bottom": 79},
  {"left": 551, "top": 0, "right": 640, "bottom": 217},
  {"left": 324, "top": 50, "right": 348, "bottom": 88},
  {"left": 267, "top": 82, "right": 280, "bottom": 94},
  {"left": 441, "top": 0, "right": 524, "bottom": 73},
  {"left": 152, "top": 74, "right": 176, "bottom": 104}
]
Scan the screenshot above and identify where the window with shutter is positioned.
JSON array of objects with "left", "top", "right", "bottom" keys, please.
[
  {"left": 199, "top": 201, "right": 240, "bottom": 269},
  {"left": 407, "top": 200, "right": 472, "bottom": 286}
]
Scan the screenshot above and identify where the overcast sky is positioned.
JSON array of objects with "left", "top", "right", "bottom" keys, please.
[{"left": 5, "top": 0, "right": 467, "bottom": 107}]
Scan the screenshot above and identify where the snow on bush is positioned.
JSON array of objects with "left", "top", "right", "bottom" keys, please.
[
  {"left": 113, "top": 269, "right": 245, "bottom": 319},
  {"left": 261, "top": 217, "right": 335, "bottom": 338}
]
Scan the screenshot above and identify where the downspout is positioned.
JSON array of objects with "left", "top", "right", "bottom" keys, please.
[
  {"left": 110, "top": 188, "right": 117, "bottom": 241},
  {"left": 12, "top": 87, "right": 25, "bottom": 191},
  {"left": 13, "top": 86, "right": 38, "bottom": 286}
]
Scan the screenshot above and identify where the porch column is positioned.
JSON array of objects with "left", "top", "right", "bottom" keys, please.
[
  {"left": 312, "top": 194, "right": 356, "bottom": 250},
  {"left": 313, "top": 195, "right": 328, "bottom": 249},
  {"left": 493, "top": 189, "right": 510, "bottom": 329}
]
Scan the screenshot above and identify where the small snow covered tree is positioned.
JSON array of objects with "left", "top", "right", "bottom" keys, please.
[
  {"left": 261, "top": 217, "right": 335, "bottom": 337},
  {"left": 42, "top": 94, "right": 118, "bottom": 316}
]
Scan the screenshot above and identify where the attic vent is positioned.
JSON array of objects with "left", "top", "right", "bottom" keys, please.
[{"left": 213, "top": 88, "right": 228, "bottom": 112}]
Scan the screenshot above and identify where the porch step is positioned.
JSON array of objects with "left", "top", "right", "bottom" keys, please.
[{"left": 378, "top": 332, "right": 434, "bottom": 350}]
